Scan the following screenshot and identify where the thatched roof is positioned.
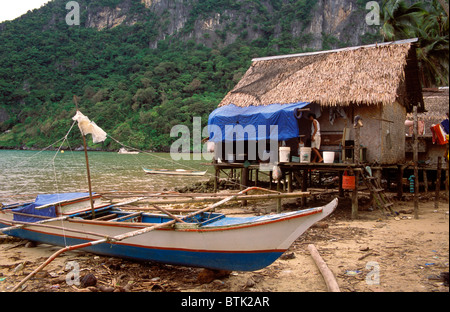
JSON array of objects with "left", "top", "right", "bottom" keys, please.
[{"left": 219, "top": 39, "right": 424, "bottom": 112}]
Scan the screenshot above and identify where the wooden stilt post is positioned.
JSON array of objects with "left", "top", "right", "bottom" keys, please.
[
  {"left": 276, "top": 177, "right": 282, "bottom": 213},
  {"left": 445, "top": 152, "right": 449, "bottom": 201},
  {"left": 352, "top": 116, "right": 362, "bottom": 219},
  {"left": 302, "top": 169, "right": 308, "bottom": 207},
  {"left": 338, "top": 171, "right": 344, "bottom": 197},
  {"left": 352, "top": 171, "right": 359, "bottom": 220},
  {"left": 240, "top": 168, "right": 243, "bottom": 190},
  {"left": 354, "top": 122, "right": 360, "bottom": 166},
  {"left": 435, "top": 156, "right": 442, "bottom": 210},
  {"left": 397, "top": 164, "right": 404, "bottom": 199},
  {"left": 241, "top": 167, "right": 249, "bottom": 207},
  {"left": 269, "top": 171, "right": 273, "bottom": 189},
  {"left": 288, "top": 170, "right": 293, "bottom": 193},
  {"left": 214, "top": 167, "right": 219, "bottom": 193},
  {"left": 413, "top": 105, "right": 419, "bottom": 219},
  {"left": 423, "top": 169, "right": 428, "bottom": 194}
]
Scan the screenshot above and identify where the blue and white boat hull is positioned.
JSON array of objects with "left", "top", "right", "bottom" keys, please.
[{"left": 0, "top": 198, "right": 338, "bottom": 271}]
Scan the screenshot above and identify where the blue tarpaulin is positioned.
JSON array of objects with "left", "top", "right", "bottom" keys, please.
[
  {"left": 208, "top": 102, "right": 310, "bottom": 142},
  {"left": 12, "top": 192, "right": 92, "bottom": 223},
  {"left": 441, "top": 119, "right": 449, "bottom": 134}
]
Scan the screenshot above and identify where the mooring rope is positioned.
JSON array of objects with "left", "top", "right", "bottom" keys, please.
[
  {"left": 51, "top": 120, "right": 77, "bottom": 247},
  {"left": 1, "top": 120, "right": 77, "bottom": 246},
  {"left": 5, "top": 121, "right": 78, "bottom": 200}
]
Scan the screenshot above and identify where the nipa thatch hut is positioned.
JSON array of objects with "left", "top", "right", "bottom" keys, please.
[{"left": 208, "top": 38, "right": 424, "bottom": 165}]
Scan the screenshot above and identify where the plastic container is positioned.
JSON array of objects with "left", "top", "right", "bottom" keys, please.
[
  {"left": 342, "top": 171, "right": 355, "bottom": 190},
  {"left": 297, "top": 142, "right": 305, "bottom": 156},
  {"left": 300, "top": 147, "right": 312, "bottom": 163},
  {"left": 279, "top": 147, "right": 290, "bottom": 163},
  {"left": 323, "top": 151, "right": 335, "bottom": 164}
]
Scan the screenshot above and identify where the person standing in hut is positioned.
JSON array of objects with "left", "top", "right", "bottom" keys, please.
[{"left": 309, "top": 113, "right": 323, "bottom": 163}]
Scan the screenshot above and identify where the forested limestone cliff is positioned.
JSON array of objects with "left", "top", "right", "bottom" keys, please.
[{"left": 0, "top": 0, "right": 382, "bottom": 151}]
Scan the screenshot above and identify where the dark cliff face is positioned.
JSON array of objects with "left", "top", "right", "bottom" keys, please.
[{"left": 83, "top": 0, "right": 381, "bottom": 50}]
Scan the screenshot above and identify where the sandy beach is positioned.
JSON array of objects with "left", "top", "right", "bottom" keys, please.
[{"left": 0, "top": 194, "right": 448, "bottom": 293}]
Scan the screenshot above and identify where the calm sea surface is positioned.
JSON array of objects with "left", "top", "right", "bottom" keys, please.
[{"left": 0, "top": 150, "right": 214, "bottom": 204}]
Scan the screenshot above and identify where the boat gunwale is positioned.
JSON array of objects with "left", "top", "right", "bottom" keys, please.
[
  {"left": 179, "top": 207, "right": 324, "bottom": 232},
  {"left": 2, "top": 205, "right": 325, "bottom": 232},
  {"left": 0, "top": 219, "right": 287, "bottom": 254},
  {"left": 63, "top": 206, "right": 324, "bottom": 232}
]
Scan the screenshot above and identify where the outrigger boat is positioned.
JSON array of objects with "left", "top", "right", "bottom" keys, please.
[
  {"left": 0, "top": 191, "right": 337, "bottom": 272},
  {"left": 0, "top": 109, "right": 338, "bottom": 291},
  {"left": 118, "top": 147, "right": 139, "bottom": 155},
  {"left": 143, "top": 168, "right": 207, "bottom": 176}
]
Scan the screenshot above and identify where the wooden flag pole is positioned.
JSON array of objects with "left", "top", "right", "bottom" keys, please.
[
  {"left": 82, "top": 133, "right": 96, "bottom": 218},
  {"left": 73, "top": 95, "right": 95, "bottom": 218}
]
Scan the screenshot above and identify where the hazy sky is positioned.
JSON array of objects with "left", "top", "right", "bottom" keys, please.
[{"left": 0, "top": 0, "right": 52, "bottom": 23}]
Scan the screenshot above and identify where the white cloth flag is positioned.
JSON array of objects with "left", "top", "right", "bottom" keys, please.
[{"left": 72, "top": 111, "right": 107, "bottom": 144}]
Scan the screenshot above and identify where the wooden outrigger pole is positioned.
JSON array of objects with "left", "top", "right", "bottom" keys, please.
[{"left": 73, "top": 95, "right": 96, "bottom": 218}]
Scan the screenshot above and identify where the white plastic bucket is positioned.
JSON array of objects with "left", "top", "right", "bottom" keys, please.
[
  {"left": 323, "top": 151, "right": 335, "bottom": 164},
  {"left": 300, "top": 147, "right": 312, "bottom": 163},
  {"left": 279, "top": 147, "right": 290, "bottom": 163},
  {"left": 227, "top": 154, "right": 234, "bottom": 163}
]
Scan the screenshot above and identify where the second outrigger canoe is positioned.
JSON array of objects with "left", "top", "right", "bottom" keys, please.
[
  {"left": 143, "top": 168, "right": 207, "bottom": 176},
  {"left": 0, "top": 192, "right": 338, "bottom": 271}
]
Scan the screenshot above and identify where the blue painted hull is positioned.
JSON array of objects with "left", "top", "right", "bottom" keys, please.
[{"left": 1, "top": 225, "right": 283, "bottom": 271}]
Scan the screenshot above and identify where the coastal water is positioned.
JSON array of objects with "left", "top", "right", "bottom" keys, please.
[{"left": 0, "top": 150, "right": 214, "bottom": 204}]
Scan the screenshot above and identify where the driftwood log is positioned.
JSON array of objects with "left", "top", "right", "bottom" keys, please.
[{"left": 307, "top": 244, "right": 340, "bottom": 292}]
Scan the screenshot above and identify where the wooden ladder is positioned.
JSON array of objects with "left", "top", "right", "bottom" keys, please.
[{"left": 361, "top": 168, "right": 396, "bottom": 216}]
